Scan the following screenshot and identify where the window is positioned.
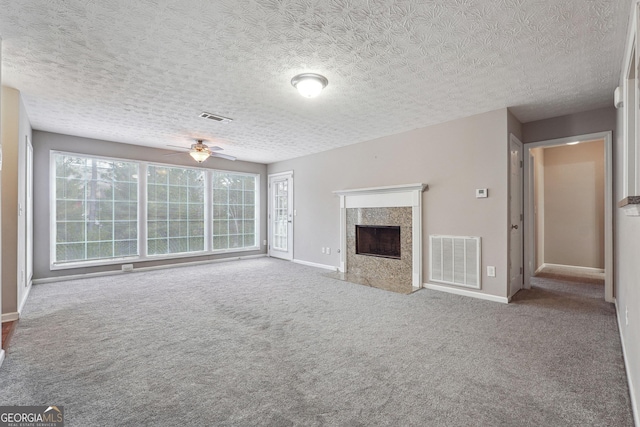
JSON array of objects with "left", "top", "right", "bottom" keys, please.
[
  {"left": 212, "top": 171, "right": 258, "bottom": 250},
  {"left": 147, "top": 165, "right": 205, "bottom": 255},
  {"left": 622, "top": 3, "right": 640, "bottom": 200},
  {"left": 623, "top": 45, "right": 637, "bottom": 197},
  {"left": 53, "top": 153, "right": 138, "bottom": 264},
  {"left": 52, "top": 152, "right": 260, "bottom": 268}
]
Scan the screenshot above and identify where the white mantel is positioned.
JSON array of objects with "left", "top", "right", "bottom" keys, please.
[{"left": 333, "top": 183, "right": 428, "bottom": 290}]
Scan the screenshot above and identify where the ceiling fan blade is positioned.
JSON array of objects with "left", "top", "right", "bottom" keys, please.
[
  {"left": 163, "top": 152, "right": 186, "bottom": 157},
  {"left": 211, "top": 153, "right": 236, "bottom": 161},
  {"left": 166, "top": 145, "right": 189, "bottom": 151},
  {"left": 208, "top": 146, "right": 223, "bottom": 151}
]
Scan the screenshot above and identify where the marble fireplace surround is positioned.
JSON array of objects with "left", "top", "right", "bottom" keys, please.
[{"left": 333, "top": 184, "right": 428, "bottom": 291}]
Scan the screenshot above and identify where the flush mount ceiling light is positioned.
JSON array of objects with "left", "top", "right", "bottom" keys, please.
[{"left": 291, "top": 73, "right": 328, "bottom": 98}]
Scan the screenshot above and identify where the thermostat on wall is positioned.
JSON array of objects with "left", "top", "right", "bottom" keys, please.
[{"left": 476, "top": 188, "right": 488, "bottom": 198}]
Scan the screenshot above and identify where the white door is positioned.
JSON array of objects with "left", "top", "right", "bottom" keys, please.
[
  {"left": 509, "top": 135, "right": 524, "bottom": 297},
  {"left": 268, "top": 172, "right": 293, "bottom": 260}
]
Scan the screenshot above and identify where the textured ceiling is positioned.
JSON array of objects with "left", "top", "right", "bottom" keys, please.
[{"left": 0, "top": 0, "right": 633, "bottom": 163}]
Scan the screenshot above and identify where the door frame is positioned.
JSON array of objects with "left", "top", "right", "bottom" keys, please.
[
  {"left": 523, "top": 131, "right": 613, "bottom": 302},
  {"left": 508, "top": 134, "right": 524, "bottom": 298},
  {"left": 26, "top": 137, "right": 34, "bottom": 284},
  {"left": 17, "top": 135, "right": 34, "bottom": 307},
  {"left": 268, "top": 171, "right": 294, "bottom": 260}
]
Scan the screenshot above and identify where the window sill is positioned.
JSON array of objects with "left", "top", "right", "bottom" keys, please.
[
  {"left": 51, "top": 246, "right": 261, "bottom": 270},
  {"left": 618, "top": 196, "right": 640, "bottom": 216}
]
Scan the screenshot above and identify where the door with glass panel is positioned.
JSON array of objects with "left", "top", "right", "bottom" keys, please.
[{"left": 268, "top": 172, "right": 293, "bottom": 260}]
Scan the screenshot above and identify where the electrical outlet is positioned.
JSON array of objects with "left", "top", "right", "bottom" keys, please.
[
  {"left": 326, "top": 247, "right": 331, "bottom": 255},
  {"left": 122, "top": 264, "right": 134, "bottom": 272},
  {"left": 487, "top": 266, "right": 496, "bottom": 277},
  {"left": 321, "top": 247, "right": 325, "bottom": 254},
  {"left": 263, "top": 240, "right": 267, "bottom": 246}
]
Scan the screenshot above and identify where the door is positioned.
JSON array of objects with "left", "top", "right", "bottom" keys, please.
[
  {"left": 268, "top": 172, "right": 293, "bottom": 260},
  {"left": 509, "top": 135, "right": 524, "bottom": 297}
]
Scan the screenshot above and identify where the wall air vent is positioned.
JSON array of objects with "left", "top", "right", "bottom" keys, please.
[
  {"left": 429, "top": 235, "right": 481, "bottom": 289},
  {"left": 199, "top": 112, "right": 233, "bottom": 123}
]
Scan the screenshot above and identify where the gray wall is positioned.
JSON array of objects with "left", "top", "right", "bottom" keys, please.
[
  {"left": 522, "top": 107, "right": 616, "bottom": 144},
  {"left": 32, "top": 131, "right": 268, "bottom": 279},
  {"left": 614, "top": 101, "right": 640, "bottom": 421},
  {"left": 542, "top": 141, "right": 605, "bottom": 269},
  {"left": 1, "top": 87, "right": 32, "bottom": 316},
  {"left": 268, "top": 108, "right": 512, "bottom": 299}
]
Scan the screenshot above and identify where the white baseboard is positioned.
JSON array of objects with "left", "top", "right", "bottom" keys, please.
[
  {"left": 2, "top": 312, "right": 19, "bottom": 323},
  {"left": 538, "top": 263, "right": 605, "bottom": 274},
  {"left": 33, "top": 254, "right": 268, "bottom": 285},
  {"left": 423, "top": 282, "right": 509, "bottom": 304},
  {"left": 292, "top": 259, "right": 337, "bottom": 271},
  {"left": 615, "top": 301, "right": 639, "bottom": 427}
]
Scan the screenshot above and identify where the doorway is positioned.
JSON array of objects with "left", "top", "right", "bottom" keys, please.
[
  {"left": 523, "top": 132, "right": 613, "bottom": 302},
  {"left": 268, "top": 171, "right": 294, "bottom": 261}
]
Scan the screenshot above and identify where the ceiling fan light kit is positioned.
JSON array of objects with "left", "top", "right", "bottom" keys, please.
[
  {"left": 291, "top": 73, "right": 328, "bottom": 98},
  {"left": 166, "top": 139, "right": 238, "bottom": 163},
  {"left": 189, "top": 148, "right": 211, "bottom": 163}
]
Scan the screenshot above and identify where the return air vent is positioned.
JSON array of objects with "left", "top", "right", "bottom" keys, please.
[
  {"left": 199, "top": 111, "right": 233, "bottom": 123},
  {"left": 429, "top": 235, "right": 481, "bottom": 289}
]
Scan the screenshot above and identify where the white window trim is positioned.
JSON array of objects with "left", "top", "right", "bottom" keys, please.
[
  {"left": 621, "top": 1, "right": 640, "bottom": 199},
  {"left": 50, "top": 151, "right": 260, "bottom": 270},
  {"left": 212, "top": 169, "right": 260, "bottom": 251},
  {"left": 50, "top": 151, "right": 141, "bottom": 268}
]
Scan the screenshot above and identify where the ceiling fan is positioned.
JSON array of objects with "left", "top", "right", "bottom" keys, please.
[{"left": 166, "top": 139, "right": 236, "bottom": 163}]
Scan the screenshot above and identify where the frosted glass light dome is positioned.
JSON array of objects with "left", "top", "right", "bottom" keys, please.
[
  {"left": 189, "top": 148, "right": 211, "bottom": 163},
  {"left": 291, "top": 73, "right": 328, "bottom": 98}
]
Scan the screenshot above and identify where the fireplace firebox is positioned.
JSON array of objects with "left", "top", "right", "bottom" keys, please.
[{"left": 355, "top": 225, "right": 401, "bottom": 259}]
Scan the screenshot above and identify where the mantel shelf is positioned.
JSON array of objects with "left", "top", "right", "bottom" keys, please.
[{"left": 333, "top": 183, "right": 428, "bottom": 196}]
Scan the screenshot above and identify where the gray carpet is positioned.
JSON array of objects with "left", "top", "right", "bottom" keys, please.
[{"left": 0, "top": 258, "right": 633, "bottom": 426}]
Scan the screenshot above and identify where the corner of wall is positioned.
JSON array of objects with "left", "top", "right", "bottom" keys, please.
[
  {"left": 613, "top": 71, "right": 640, "bottom": 425},
  {"left": 507, "top": 108, "right": 523, "bottom": 141},
  {"left": 1, "top": 87, "right": 33, "bottom": 316}
]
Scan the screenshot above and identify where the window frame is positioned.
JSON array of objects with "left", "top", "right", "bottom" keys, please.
[
  {"left": 621, "top": 2, "right": 640, "bottom": 200},
  {"left": 50, "top": 151, "right": 141, "bottom": 269},
  {"left": 50, "top": 151, "right": 260, "bottom": 270},
  {"left": 146, "top": 163, "right": 207, "bottom": 257},
  {"left": 211, "top": 170, "right": 260, "bottom": 253}
]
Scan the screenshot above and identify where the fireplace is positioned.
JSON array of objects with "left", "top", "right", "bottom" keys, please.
[
  {"left": 333, "top": 183, "right": 428, "bottom": 293},
  {"left": 355, "top": 225, "right": 401, "bottom": 259}
]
